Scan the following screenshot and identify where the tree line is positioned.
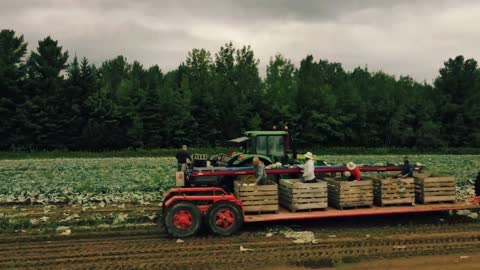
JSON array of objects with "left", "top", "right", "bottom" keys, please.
[{"left": 1, "top": 29, "right": 479, "bottom": 151}]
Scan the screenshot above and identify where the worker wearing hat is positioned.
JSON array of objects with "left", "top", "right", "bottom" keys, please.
[
  {"left": 299, "top": 152, "right": 316, "bottom": 183},
  {"left": 345, "top": 162, "right": 361, "bottom": 181}
]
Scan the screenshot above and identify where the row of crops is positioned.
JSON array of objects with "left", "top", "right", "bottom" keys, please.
[
  {"left": 0, "top": 155, "right": 479, "bottom": 205},
  {"left": 0, "top": 157, "right": 176, "bottom": 205}
]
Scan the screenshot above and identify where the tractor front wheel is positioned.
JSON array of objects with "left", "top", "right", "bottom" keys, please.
[
  {"left": 165, "top": 202, "right": 202, "bottom": 238},
  {"left": 206, "top": 202, "right": 243, "bottom": 236}
]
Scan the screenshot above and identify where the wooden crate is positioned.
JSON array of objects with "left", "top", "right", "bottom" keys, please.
[
  {"left": 414, "top": 174, "right": 456, "bottom": 204},
  {"left": 323, "top": 178, "right": 373, "bottom": 209},
  {"left": 372, "top": 178, "right": 414, "bottom": 206},
  {"left": 234, "top": 181, "right": 278, "bottom": 213},
  {"left": 279, "top": 179, "right": 327, "bottom": 212}
]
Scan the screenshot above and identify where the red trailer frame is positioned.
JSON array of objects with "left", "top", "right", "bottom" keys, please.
[
  {"left": 191, "top": 165, "right": 425, "bottom": 177},
  {"left": 163, "top": 186, "right": 480, "bottom": 237},
  {"left": 164, "top": 187, "right": 480, "bottom": 220},
  {"left": 244, "top": 202, "right": 480, "bottom": 223},
  {"left": 162, "top": 165, "right": 480, "bottom": 237}
]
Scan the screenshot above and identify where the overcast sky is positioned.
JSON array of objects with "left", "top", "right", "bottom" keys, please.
[{"left": 1, "top": 0, "right": 479, "bottom": 82}]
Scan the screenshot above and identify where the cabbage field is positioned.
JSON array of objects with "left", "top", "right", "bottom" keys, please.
[
  {"left": 0, "top": 154, "right": 478, "bottom": 233},
  {"left": 0, "top": 155, "right": 479, "bottom": 205},
  {"left": 0, "top": 157, "right": 177, "bottom": 205}
]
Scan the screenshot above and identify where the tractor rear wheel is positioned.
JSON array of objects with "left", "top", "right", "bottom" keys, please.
[
  {"left": 206, "top": 202, "right": 243, "bottom": 236},
  {"left": 165, "top": 202, "right": 202, "bottom": 238}
]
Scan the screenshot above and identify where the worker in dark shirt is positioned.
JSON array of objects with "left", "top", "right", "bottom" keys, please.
[
  {"left": 399, "top": 157, "right": 414, "bottom": 178},
  {"left": 176, "top": 145, "right": 192, "bottom": 171},
  {"left": 253, "top": 157, "right": 267, "bottom": 185}
]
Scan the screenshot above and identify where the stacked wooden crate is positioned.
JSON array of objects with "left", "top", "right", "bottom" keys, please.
[
  {"left": 279, "top": 179, "right": 327, "bottom": 212},
  {"left": 323, "top": 178, "right": 373, "bottom": 209},
  {"left": 234, "top": 181, "right": 278, "bottom": 213},
  {"left": 372, "top": 177, "right": 415, "bottom": 206},
  {"left": 414, "top": 174, "right": 456, "bottom": 204}
]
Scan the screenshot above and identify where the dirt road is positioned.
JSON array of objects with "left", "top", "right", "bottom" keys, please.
[{"left": 1, "top": 220, "right": 480, "bottom": 270}]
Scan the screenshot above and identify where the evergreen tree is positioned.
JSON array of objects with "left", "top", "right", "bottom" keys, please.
[
  {"left": 185, "top": 49, "right": 219, "bottom": 145},
  {"left": 17, "top": 36, "right": 69, "bottom": 149},
  {"left": 0, "top": 30, "right": 27, "bottom": 149},
  {"left": 334, "top": 79, "right": 366, "bottom": 146},
  {"left": 214, "top": 42, "right": 240, "bottom": 140},
  {"left": 295, "top": 56, "right": 342, "bottom": 146},
  {"left": 140, "top": 65, "right": 164, "bottom": 147},
  {"left": 3, "top": 29, "right": 480, "bottom": 150},
  {"left": 116, "top": 61, "right": 147, "bottom": 147},
  {"left": 214, "top": 43, "right": 262, "bottom": 140},
  {"left": 264, "top": 54, "right": 297, "bottom": 128},
  {"left": 99, "top": 55, "right": 130, "bottom": 98},
  {"left": 81, "top": 90, "right": 120, "bottom": 150},
  {"left": 434, "top": 56, "right": 480, "bottom": 146},
  {"left": 62, "top": 55, "right": 84, "bottom": 148},
  {"left": 159, "top": 68, "right": 193, "bottom": 147},
  {"left": 234, "top": 45, "right": 262, "bottom": 130}
]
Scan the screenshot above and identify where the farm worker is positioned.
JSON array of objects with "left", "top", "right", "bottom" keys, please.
[
  {"left": 346, "top": 162, "right": 361, "bottom": 181},
  {"left": 176, "top": 145, "right": 192, "bottom": 171},
  {"left": 298, "top": 152, "right": 316, "bottom": 183},
  {"left": 253, "top": 157, "right": 267, "bottom": 185},
  {"left": 399, "top": 157, "right": 414, "bottom": 178}
]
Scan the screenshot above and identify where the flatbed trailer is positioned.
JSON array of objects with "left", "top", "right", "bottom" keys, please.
[
  {"left": 163, "top": 185, "right": 479, "bottom": 237},
  {"left": 162, "top": 163, "right": 480, "bottom": 237},
  {"left": 244, "top": 203, "right": 479, "bottom": 223}
]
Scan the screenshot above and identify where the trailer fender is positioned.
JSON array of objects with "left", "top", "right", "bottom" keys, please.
[{"left": 164, "top": 194, "right": 243, "bottom": 214}]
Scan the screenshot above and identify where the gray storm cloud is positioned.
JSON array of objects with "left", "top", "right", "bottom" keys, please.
[{"left": 1, "top": 0, "right": 479, "bottom": 81}]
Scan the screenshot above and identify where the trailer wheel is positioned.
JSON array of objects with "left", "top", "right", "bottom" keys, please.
[
  {"left": 165, "top": 202, "right": 202, "bottom": 238},
  {"left": 206, "top": 202, "right": 243, "bottom": 236}
]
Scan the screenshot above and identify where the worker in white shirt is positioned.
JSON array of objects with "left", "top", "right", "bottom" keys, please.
[{"left": 298, "top": 152, "right": 316, "bottom": 183}]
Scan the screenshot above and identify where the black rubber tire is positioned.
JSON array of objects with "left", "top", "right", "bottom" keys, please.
[
  {"left": 164, "top": 202, "right": 202, "bottom": 238},
  {"left": 161, "top": 200, "right": 167, "bottom": 228},
  {"left": 161, "top": 192, "right": 176, "bottom": 228},
  {"left": 206, "top": 202, "right": 243, "bottom": 236}
]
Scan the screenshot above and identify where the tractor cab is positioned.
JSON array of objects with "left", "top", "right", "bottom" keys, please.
[
  {"left": 186, "top": 130, "right": 294, "bottom": 188},
  {"left": 227, "top": 130, "right": 292, "bottom": 166}
]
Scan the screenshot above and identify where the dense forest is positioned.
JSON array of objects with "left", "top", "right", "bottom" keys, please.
[{"left": 1, "top": 29, "right": 480, "bottom": 151}]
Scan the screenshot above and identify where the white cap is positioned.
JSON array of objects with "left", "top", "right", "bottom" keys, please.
[{"left": 347, "top": 162, "right": 357, "bottom": 170}]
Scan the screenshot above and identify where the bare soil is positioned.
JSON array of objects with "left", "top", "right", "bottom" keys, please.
[
  {"left": 266, "top": 253, "right": 480, "bottom": 270},
  {"left": 1, "top": 204, "right": 479, "bottom": 270},
  {"left": 0, "top": 222, "right": 479, "bottom": 269},
  {"left": 340, "top": 253, "right": 480, "bottom": 270}
]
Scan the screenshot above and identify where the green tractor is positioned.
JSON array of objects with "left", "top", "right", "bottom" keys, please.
[
  {"left": 187, "top": 130, "right": 297, "bottom": 190},
  {"left": 211, "top": 130, "right": 297, "bottom": 168}
]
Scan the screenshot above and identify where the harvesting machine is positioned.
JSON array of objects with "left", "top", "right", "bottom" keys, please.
[{"left": 162, "top": 129, "right": 480, "bottom": 237}]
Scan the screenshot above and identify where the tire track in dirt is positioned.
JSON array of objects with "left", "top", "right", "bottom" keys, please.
[
  {"left": 0, "top": 227, "right": 477, "bottom": 255},
  {"left": 6, "top": 240, "right": 479, "bottom": 270},
  {"left": 2, "top": 229, "right": 480, "bottom": 270}
]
